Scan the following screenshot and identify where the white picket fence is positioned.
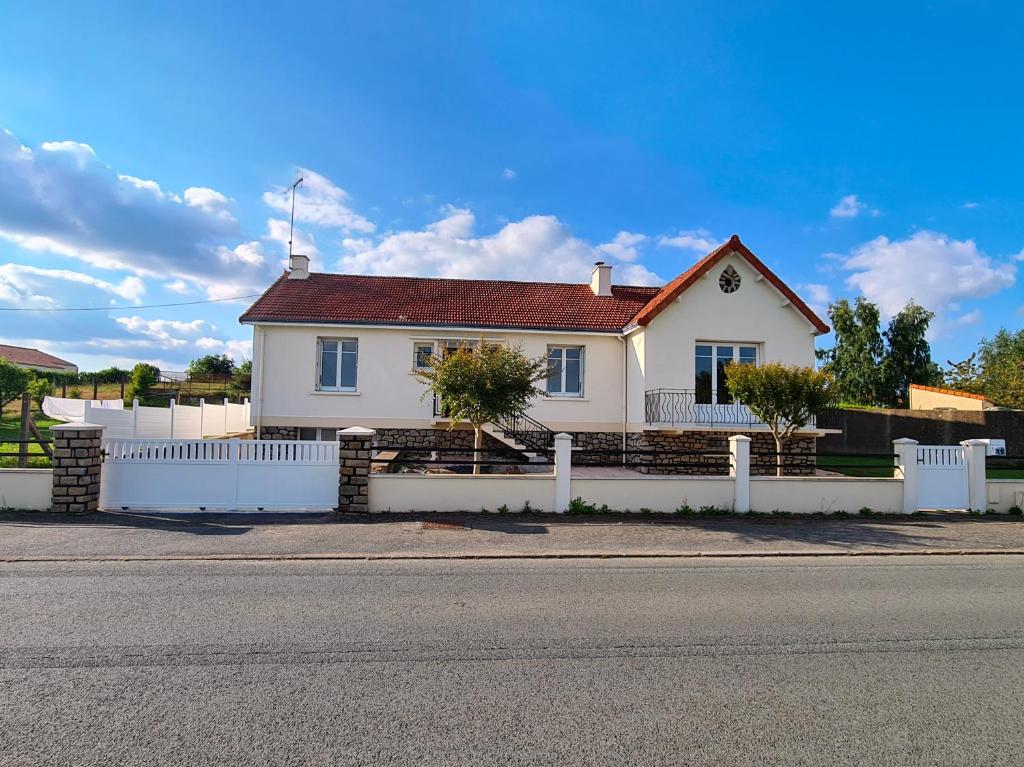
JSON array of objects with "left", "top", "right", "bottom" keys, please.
[
  {"left": 100, "top": 438, "right": 337, "bottom": 511},
  {"left": 82, "top": 398, "right": 251, "bottom": 439}
]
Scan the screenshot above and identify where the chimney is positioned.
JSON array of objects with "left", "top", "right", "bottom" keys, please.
[
  {"left": 590, "top": 261, "right": 612, "bottom": 297},
  {"left": 287, "top": 254, "right": 310, "bottom": 280}
]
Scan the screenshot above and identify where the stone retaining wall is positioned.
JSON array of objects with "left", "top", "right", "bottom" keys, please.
[{"left": 255, "top": 424, "right": 816, "bottom": 475}]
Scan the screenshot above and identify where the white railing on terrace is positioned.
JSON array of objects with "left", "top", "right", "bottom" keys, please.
[{"left": 644, "top": 389, "right": 819, "bottom": 429}]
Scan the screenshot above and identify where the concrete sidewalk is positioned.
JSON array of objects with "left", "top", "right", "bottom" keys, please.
[{"left": 1, "top": 510, "right": 1024, "bottom": 561}]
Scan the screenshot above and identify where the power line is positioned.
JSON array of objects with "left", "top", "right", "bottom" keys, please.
[{"left": 0, "top": 294, "right": 261, "bottom": 312}]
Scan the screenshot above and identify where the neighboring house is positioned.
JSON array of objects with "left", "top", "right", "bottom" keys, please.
[
  {"left": 240, "top": 235, "right": 831, "bottom": 471},
  {"left": 0, "top": 344, "right": 78, "bottom": 374},
  {"left": 908, "top": 383, "right": 995, "bottom": 411}
]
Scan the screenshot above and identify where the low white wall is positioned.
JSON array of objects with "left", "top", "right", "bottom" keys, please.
[
  {"left": 569, "top": 477, "right": 735, "bottom": 513},
  {"left": 369, "top": 474, "right": 555, "bottom": 513},
  {"left": 0, "top": 469, "right": 52, "bottom": 511},
  {"left": 987, "top": 481, "right": 1024, "bottom": 513},
  {"left": 750, "top": 477, "right": 904, "bottom": 514}
]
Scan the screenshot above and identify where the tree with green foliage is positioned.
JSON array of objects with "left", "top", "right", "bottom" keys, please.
[
  {"left": 816, "top": 298, "right": 884, "bottom": 405},
  {"left": 947, "top": 328, "right": 1024, "bottom": 410},
  {"left": 415, "top": 342, "right": 549, "bottom": 474},
  {"left": 187, "top": 354, "right": 236, "bottom": 377},
  {"left": 726, "top": 362, "right": 835, "bottom": 476},
  {"left": 0, "top": 360, "right": 31, "bottom": 415},
  {"left": 818, "top": 297, "right": 939, "bottom": 407},
  {"left": 27, "top": 376, "right": 53, "bottom": 411},
  {"left": 880, "top": 301, "right": 942, "bottom": 406},
  {"left": 126, "top": 363, "right": 160, "bottom": 400}
]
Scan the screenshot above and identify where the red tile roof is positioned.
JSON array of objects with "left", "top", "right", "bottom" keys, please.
[
  {"left": 240, "top": 273, "right": 662, "bottom": 332},
  {"left": 909, "top": 383, "right": 991, "bottom": 402},
  {"left": 631, "top": 235, "right": 830, "bottom": 333},
  {"left": 0, "top": 344, "right": 77, "bottom": 370},
  {"left": 239, "top": 235, "right": 829, "bottom": 335}
]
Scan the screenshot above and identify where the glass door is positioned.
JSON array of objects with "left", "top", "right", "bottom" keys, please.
[{"left": 695, "top": 343, "right": 758, "bottom": 404}]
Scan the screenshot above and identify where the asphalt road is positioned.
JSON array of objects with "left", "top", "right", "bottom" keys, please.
[{"left": 2, "top": 556, "right": 1023, "bottom": 766}]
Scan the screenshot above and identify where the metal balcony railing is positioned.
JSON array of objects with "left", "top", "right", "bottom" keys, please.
[{"left": 645, "top": 388, "right": 770, "bottom": 427}]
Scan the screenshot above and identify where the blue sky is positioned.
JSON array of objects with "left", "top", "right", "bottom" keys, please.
[{"left": 1, "top": 1, "right": 1021, "bottom": 372}]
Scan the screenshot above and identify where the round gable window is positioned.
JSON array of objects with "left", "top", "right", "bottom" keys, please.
[{"left": 719, "top": 265, "right": 741, "bottom": 294}]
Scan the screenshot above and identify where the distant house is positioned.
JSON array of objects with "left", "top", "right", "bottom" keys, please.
[
  {"left": 240, "top": 235, "right": 832, "bottom": 471},
  {"left": 0, "top": 344, "right": 78, "bottom": 374},
  {"left": 908, "top": 383, "right": 995, "bottom": 411}
]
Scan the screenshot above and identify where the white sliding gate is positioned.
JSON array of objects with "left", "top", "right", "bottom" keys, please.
[
  {"left": 916, "top": 445, "right": 969, "bottom": 510},
  {"left": 100, "top": 439, "right": 338, "bottom": 511}
]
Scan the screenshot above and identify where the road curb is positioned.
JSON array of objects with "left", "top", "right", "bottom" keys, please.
[{"left": 4, "top": 548, "right": 1024, "bottom": 563}]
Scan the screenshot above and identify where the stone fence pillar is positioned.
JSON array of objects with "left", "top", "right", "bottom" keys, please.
[
  {"left": 338, "top": 427, "right": 375, "bottom": 513},
  {"left": 51, "top": 423, "right": 105, "bottom": 513}
]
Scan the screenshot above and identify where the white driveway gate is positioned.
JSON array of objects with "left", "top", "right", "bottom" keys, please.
[
  {"left": 100, "top": 439, "right": 338, "bottom": 511},
  {"left": 915, "top": 445, "right": 969, "bottom": 510}
]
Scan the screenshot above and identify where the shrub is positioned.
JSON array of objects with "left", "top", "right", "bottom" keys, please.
[
  {"left": 567, "top": 497, "right": 598, "bottom": 515},
  {"left": 674, "top": 504, "right": 695, "bottom": 517},
  {"left": 68, "top": 388, "right": 83, "bottom": 399},
  {"left": 126, "top": 363, "right": 160, "bottom": 400}
]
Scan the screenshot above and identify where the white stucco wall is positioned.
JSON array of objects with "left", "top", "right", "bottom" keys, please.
[
  {"left": 253, "top": 324, "right": 626, "bottom": 431},
  {"left": 0, "top": 469, "right": 53, "bottom": 511}
]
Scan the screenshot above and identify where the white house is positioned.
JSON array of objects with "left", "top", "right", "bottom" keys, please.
[{"left": 240, "top": 235, "right": 831, "bottom": 471}]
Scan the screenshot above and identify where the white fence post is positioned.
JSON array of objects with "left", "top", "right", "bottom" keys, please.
[
  {"left": 728, "top": 435, "right": 751, "bottom": 513},
  {"left": 199, "top": 398, "right": 206, "bottom": 437},
  {"left": 961, "top": 439, "right": 989, "bottom": 512},
  {"left": 553, "top": 432, "right": 573, "bottom": 513},
  {"left": 131, "top": 399, "right": 139, "bottom": 438},
  {"left": 893, "top": 438, "right": 919, "bottom": 514},
  {"left": 223, "top": 397, "right": 229, "bottom": 436},
  {"left": 83, "top": 400, "right": 92, "bottom": 424},
  {"left": 228, "top": 437, "right": 241, "bottom": 511}
]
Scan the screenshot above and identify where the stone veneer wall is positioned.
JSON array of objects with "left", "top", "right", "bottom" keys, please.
[{"left": 256, "top": 425, "right": 815, "bottom": 476}]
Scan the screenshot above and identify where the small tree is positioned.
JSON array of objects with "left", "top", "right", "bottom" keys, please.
[
  {"left": 726, "top": 363, "right": 835, "bottom": 477},
  {"left": 415, "top": 342, "right": 549, "bottom": 474},
  {"left": 126, "top": 363, "right": 160, "bottom": 400},
  {"left": 0, "top": 360, "right": 30, "bottom": 416},
  {"left": 27, "top": 376, "right": 54, "bottom": 411}
]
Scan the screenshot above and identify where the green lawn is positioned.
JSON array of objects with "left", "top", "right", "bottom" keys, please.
[
  {"left": 0, "top": 414, "right": 60, "bottom": 468},
  {"left": 819, "top": 453, "right": 1024, "bottom": 480}
]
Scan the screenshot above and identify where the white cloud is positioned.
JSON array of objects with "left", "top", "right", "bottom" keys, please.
[
  {"left": 164, "top": 279, "right": 191, "bottom": 295},
  {"left": 962, "top": 201, "right": 979, "bottom": 209},
  {"left": 1013, "top": 249, "right": 1024, "bottom": 262},
  {"left": 597, "top": 231, "right": 647, "bottom": 262},
  {"left": 950, "top": 309, "right": 982, "bottom": 327},
  {"left": 841, "top": 231, "right": 1017, "bottom": 316},
  {"left": 830, "top": 194, "right": 878, "bottom": 219},
  {"left": 218, "top": 240, "right": 265, "bottom": 267},
  {"left": 261, "top": 169, "right": 374, "bottom": 234},
  {"left": 338, "top": 208, "right": 664, "bottom": 285},
  {"left": 184, "top": 187, "right": 234, "bottom": 221},
  {"left": 0, "top": 127, "right": 256, "bottom": 292},
  {"left": 798, "top": 282, "right": 832, "bottom": 317},
  {"left": 0, "top": 263, "right": 146, "bottom": 304},
  {"left": 502, "top": 168, "right": 518, "bottom": 180},
  {"left": 658, "top": 229, "right": 719, "bottom": 253},
  {"left": 194, "top": 336, "right": 253, "bottom": 361},
  {"left": 115, "top": 316, "right": 210, "bottom": 348}
]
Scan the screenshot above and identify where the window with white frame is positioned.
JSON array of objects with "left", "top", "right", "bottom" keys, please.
[
  {"left": 695, "top": 343, "right": 757, "bottom": 404},
  {"left": 317, "top": 338, "right": 358, "bottom": 391},
  {"left": 413, "top": 341, "right": 435, "bottom": 370},
  {"left": 547, "top": 345, "right": 584, "bottom": 397}
]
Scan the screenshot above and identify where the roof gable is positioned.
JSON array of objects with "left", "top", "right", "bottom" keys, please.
[{"left": 630, "top": 235, "right": 830, "bottom": 334}]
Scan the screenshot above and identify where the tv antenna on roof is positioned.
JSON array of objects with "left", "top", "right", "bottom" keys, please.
[{"left": 288, "top": 176, "right": 304, "bottom": 258}]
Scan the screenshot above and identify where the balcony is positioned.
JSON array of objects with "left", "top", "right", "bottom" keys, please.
[{"left": 645, "top": 388, "right": 770, "bottom": 429}]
